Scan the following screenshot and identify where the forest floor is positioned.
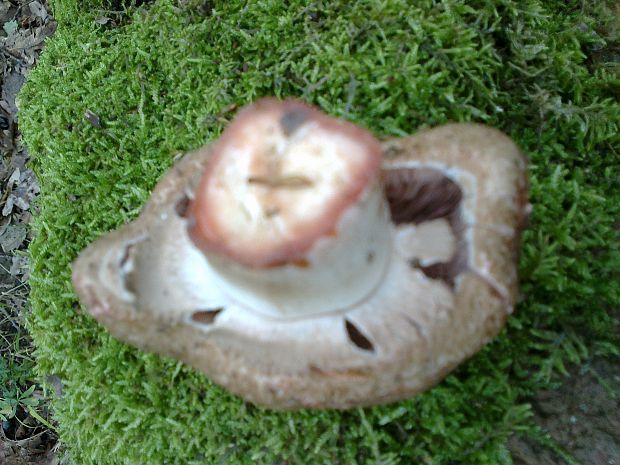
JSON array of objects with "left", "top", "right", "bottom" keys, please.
[{"left": 0, "top": 1, "right": 618, "bottom": 464}]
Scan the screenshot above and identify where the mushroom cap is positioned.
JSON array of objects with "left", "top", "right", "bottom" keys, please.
[{"left": 72, "top": 100, "right": 528, "bottom": 409}]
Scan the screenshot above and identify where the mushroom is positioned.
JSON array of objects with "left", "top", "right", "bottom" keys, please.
[{"left": 72, "top": 98, "right": 528, "bottom": 409}]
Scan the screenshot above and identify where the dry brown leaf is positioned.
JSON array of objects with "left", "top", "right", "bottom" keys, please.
[
  {"left": 27, "top": 1, "right": 48, "bottom": 22},
  {"left": 0, "top": 224, "right": 26, "bottom": 252},
  {"left": 0, "top": 1, "right": 11, "bottom": 24}
]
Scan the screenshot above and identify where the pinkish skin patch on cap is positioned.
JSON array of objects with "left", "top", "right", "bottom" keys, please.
[{"left": 188, "top": 98, "right": 382, "bottom": 268}]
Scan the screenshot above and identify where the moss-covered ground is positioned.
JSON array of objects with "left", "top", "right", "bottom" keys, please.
[{"left": 18, "top": 0, "right": 619, "bottom": 463}]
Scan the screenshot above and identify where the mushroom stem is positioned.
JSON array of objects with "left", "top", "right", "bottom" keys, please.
[
  {"left": 205, "top": 181, "right": 392, "bottom": 317},
  {"left": 188, "top": 99, "right": 393, "bottom": 318}
]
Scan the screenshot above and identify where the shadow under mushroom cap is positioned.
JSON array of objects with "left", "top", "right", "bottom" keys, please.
[{"left": 72, "top": 98, "right": 528, "bottom": 409}]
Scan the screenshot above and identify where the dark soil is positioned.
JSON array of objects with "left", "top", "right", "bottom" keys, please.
[{"left": 509, "top": 357, "right": 620, "bottom": 465}]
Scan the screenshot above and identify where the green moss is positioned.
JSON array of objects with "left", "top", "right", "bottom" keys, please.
[{"left": 19, "top": 0, "right": 619, "bottom": 463}]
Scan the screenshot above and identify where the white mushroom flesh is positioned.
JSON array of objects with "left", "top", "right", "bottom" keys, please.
[{"left": 189, "top": 101, "right": 392, "bottom": 318}]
